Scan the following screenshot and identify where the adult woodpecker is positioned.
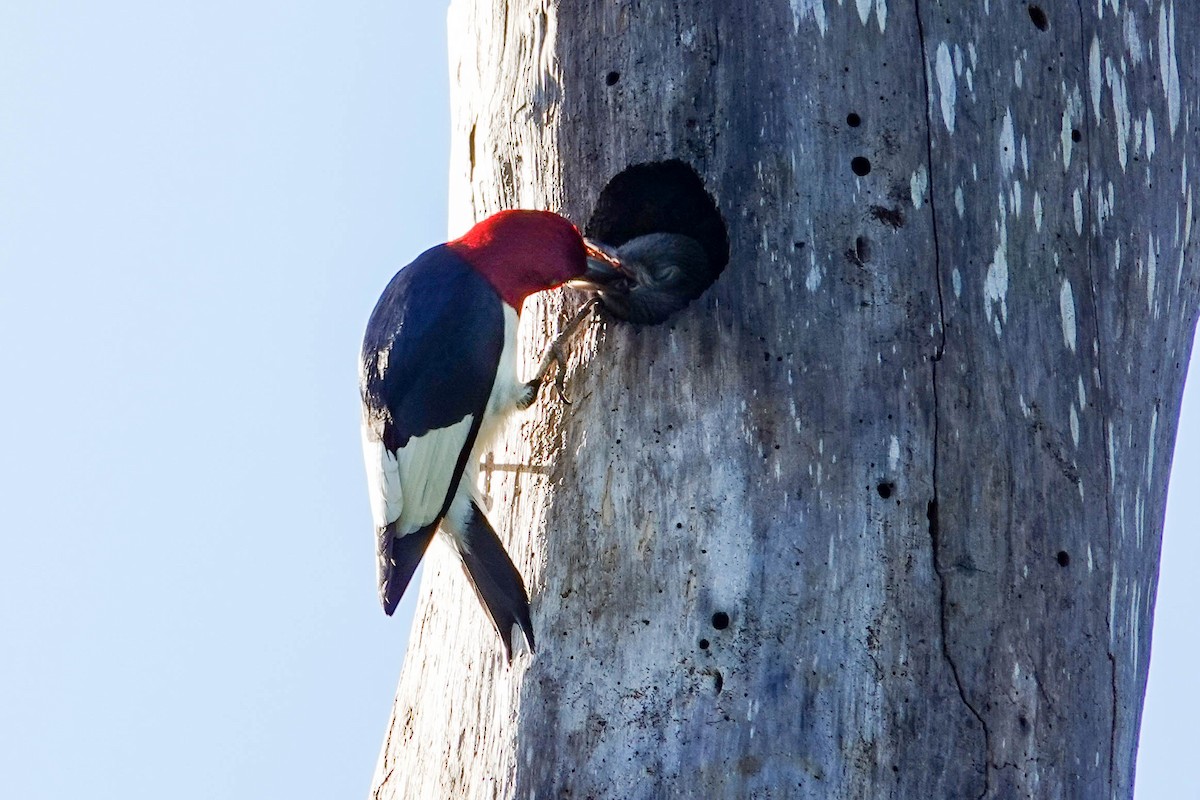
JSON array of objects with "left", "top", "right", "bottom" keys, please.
[{"left": 359, "top": 209, "right": 615, "bottom": 659}]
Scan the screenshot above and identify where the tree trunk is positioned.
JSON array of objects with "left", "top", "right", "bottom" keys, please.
[{"left": 371, "top": 2, "right": 1200, "bottom": 798}]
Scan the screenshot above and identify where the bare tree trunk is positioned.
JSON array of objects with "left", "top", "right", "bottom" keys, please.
[{"left": 371, "top": 2, "right": 1200, "bottom": 798}]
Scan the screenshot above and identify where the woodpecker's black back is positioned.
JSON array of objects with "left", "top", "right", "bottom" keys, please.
[{"left": 360, "top": 246, "right": 504, "bottom": 453}]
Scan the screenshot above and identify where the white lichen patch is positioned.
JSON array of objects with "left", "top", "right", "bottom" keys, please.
[
  {"left": 1078, "top": 376, "right": 1087, "bottom": 408},
  {"left": 1061, "top": 87, "right": 1083, "bottom": 171},
  {"left": 1073, "top": 189, "right": 1084, "bottom": 235},
  {"left": 888, "top": 435, "right": 900, "bottom": 472},
  {"left": 1108, "top": 421, "right": 1118, "bottom": 491},
  {"left": 1146, "top": 236, "right": 1157, "bottom": 313},
  {"left": 984, "top": 201, "right": 1009, "bottom": 335},
  {"left": 1070, "top": 405, "right": 1080, "bottom": 447},
  {"left": 1104, "top": 57, "right": 1131, "bottom": 171},
  {"left": 1109, "top": 568, "right": 1119, "bottom": 649},
  {"left": 1033, "top": 191, "right": 1044, "bottom": 232},
  {"left": 952, "top": 267, "right": 963, "bottom": 298},
  {"left": 1097, "top": 180, "right": 1115, "bottom": 228},
  {"left": 851, "top": 0, "right": 887, "bottom": 30},
  {"left": 806, "top": 261, "right": 822, "bottom": 292},
  {"left": 910, "top": 165, "right": 929, "bottom": 210},
  {"left": 936, "top": 42, "right": 957, "bottom": 133},
  {"left": 999, "top": 108, "right": 1016, "bottom": 176},
  {"left": 954, "top": 185, "right": 965, "bottom": 217},
  {"left": 1089, "top": 36, "right": 1102, "bottom": 120},
  {"left": 1060, "top": 279, "right": 1077, "bottom": 353},
  {"left": 1125, "top": 8, "right": 1145, "bottom": 64},
  {"left": 1145, "top": 108, "right": 1156, "bottom": 160},
  {"left": 1158, "top": 2, "right": 1181, "bottom": 136},
  {"left": 856, "top": 0, "right": 872, "bottom": 25},
  {"left": 789, "top": 0, "right": 828, "bottom": 35}
]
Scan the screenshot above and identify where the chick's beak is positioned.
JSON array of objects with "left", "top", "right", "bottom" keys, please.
[{"left": 570, "top": 239, "right": 625, "bottom": 290}]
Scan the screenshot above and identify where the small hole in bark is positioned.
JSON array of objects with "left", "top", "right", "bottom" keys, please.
[
  {"left": 711, "top": 611, "right": 730, "bottom": 630},
  {"left": 1056, "top": 550, "right": 1071, "bottom": 567},
  {"left": 605, "top": 70, "right": 620, "bottom": 86},
  {"left": 1019, "top": 714, "right": 1030, "bottom": 731},
  {"left": 851, "top": 156, "right": 872, "bottom": 176},
  {"left": 699, "top": 638, "right": 710, "bottom": 650},
  {"left": 852, "top": 235, "right": 871, "bottom": 264},
  {"left": 712, "top": 670, "right": 724, "bottom": 694},
  {"left": 877, "top": 482, "right": 895, "bottom": 499},
  {"left": 1071, "top": 128, "right": 1082, "bottom": 142},
  {"left": 676, "top": 522, "right": 683, "bottom": 529},
  {"left": 846, "top": 112, "right": 862, "bottom": 127},
  {"left": 1028, "top": 6, "right": 1049, "bottom": 30}
]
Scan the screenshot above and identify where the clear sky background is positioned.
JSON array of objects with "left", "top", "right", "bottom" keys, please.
[{"left": 0, "top": 3, "right": 1194, "bottom": 799}]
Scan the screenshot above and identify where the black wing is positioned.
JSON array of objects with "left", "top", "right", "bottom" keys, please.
[
  {"left": 361, "top": 245, "right": 504, "bottom": 452},
  {"left": 359, "top": 245, "right": 505, "bottom": 613}
]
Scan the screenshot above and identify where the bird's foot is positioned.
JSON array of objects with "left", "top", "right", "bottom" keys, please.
[
  {"left": 518, "top": 342, "right": 569, "bottom": 408},
  {"left": 518, "top": 299, "right": 601, "bottom": 408}
]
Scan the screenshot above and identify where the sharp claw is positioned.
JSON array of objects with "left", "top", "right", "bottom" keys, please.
[
  {"left": 517, "top": 379, "right": 538, "bottom": 410},
  {"left": 552, "top": 349, "right": 571, "bottom": 405}
]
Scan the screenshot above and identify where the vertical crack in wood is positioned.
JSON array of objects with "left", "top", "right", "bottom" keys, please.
[
  {"left": 1071, "top": 0, "right": 1119, "bottom": 791},
  {"left": 913, "top": 2, "right": 989, "bottom": 797}
]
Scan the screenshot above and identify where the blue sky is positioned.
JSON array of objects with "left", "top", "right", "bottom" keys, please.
[{"left": 0, "top": 3, "right": 1193, "bottom": 798}]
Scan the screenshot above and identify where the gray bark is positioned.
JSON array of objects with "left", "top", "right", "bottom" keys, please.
[{"left": 372, "top": 2, "right": 1200, "bottom": 798}]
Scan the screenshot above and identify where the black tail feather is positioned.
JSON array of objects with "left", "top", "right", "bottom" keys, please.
[
  {"left": 455, "top": 503, "right": 535, "bottom": 660},
  {"left": 378, "top": 522, "right": 436, "bottom": 616}
]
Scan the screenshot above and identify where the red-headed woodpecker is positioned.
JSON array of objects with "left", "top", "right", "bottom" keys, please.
[{"left": 359, "top": 210, "right": 614, "bottom": 659}]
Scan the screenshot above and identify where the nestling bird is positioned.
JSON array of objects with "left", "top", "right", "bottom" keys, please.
[
  {"left": 579, "top": 232, "right": 713, "bottom": 325},
  {"left": 359, "top": 210, "right": 616, "bottom": 659}
]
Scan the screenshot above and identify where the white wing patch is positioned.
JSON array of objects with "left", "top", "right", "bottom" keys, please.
[
  {"left": 360, "top": 414, "right": 475, "bottom": 535},
  {"left": 361, "top": 424, "right": 402, "bottom": 529}
]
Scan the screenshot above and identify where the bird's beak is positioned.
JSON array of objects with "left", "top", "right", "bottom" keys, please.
[{"left": 570, "top": 239, "right": 625, "bottom": 290}]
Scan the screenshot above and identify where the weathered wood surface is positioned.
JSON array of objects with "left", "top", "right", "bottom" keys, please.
[{"left": 372, "top": 2, "right": 1200, "bottom": 798}]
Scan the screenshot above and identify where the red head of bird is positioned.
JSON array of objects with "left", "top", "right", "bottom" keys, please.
[{"left": 447, "top": 210, "right": 591, "bottom": 309}]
